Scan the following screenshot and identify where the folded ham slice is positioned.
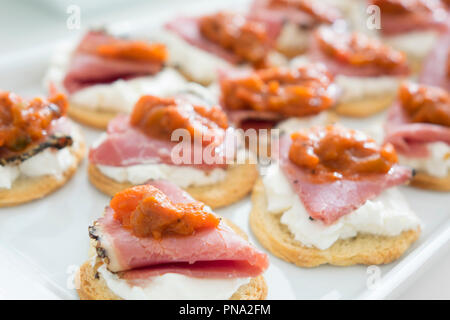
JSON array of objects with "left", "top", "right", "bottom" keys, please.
[
  {"left": 309, "top": 32, "right": 410, "bottom": 77},
  {"left": 89, "top": 115, "right": 229, "bottom": 170},
  {"left": 420, "top": 31, "right": 450, "bottom": 91},
  {"left": 165, "top": 17, "right": 242, "bottom": 65},
  {"left": 373, "top": 0, "right": 449, "bottom": 36},
  {"left": 227, "top": 109, "right": 285, "bottom": 129},
  {"left": 384, "top": 103, "right": 450, "bottom": 157},
  {"left": 249, "top": 0, "right": 341, "bottom": 30},
  {"left": 91, "top": 180, "right": 269, "bottom": 278},
  {"left": 63, "top": 31, "right": 163, "bottom": 94},
  {"left": 279, "top": 135, "right": 412, "bottom": 225}
]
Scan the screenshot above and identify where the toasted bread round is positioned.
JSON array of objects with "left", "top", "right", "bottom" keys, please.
[
  {"left": 67, "top": 103, "right": 118, "bottom": 130},
  {"left": 88, "top": 162, "right": 258, "bottom": 209},
  {"left": 77, "top": 261, "right": 267, "bottom": 300},
  {"left": 334, "top": 94, "right": 396, "bottom": 118},
  {"left": 250, "top": 179, "right": 421, "bottom": 267},
  {"left": 77, "top": 217, "right": 267, "bottom": 300},
  {"left": 0, "top": 138, "right": 86, "bottom": 207},
  {"left": 411, "top": 171, "right": 450, "bottom": 192}
]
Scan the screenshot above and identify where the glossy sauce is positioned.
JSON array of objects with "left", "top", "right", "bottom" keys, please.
[
  {"left": 96, "top": 41, "right": 167, "bottom": 63},
  {"left": 315, "top": 27, "right": 408, "bottom": 73},
  {"left": 130, "top": 95, "right": 228, "bottom": 143},
  {"left": 221, "top": 65, "right": 336, "bottom": 117},
  {"left": 198, "top": 11, "right": 270, "bottom": 66},
  {"left": 0, "top": 91, "right": 67, "bottom": 152},
  {"left": 80, "top": 31, "right": 168, "bottom": 65},
  {"left": 288, "top": 125, "right": 399, "bottom": 183},
  {"left": 399, "top": 83, "right": 450, "bottom": 127},
  {"left": 110, "top": 185, "right": 220, "bottom": 239}
]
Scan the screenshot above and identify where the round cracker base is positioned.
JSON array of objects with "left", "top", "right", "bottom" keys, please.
[
  {"left": 174, "top": 66, "right": 213, "bottom": 87},
  {"left": 68, "top": 103, "right": 118, "bottom": 130},
  {"left": 77, "top": 218, "right": 267, "bottom": 300},
  {"left": 88, "top": 162, "right": 258, "bottom": 209},
  {"left": 411, "top": 171, "right": 450, "bottom": 192},
  {"left": 0, "top": 140, "right": 86, "bottom": 207},
  {"left": 76, "top": 261, "right": 267, "bottom": 300},
  {"left": 249, "top": 179, "right": 420, "bottom": 267},
  {"left": 335, "top": 94, "right": 396, "bottom": 118}
]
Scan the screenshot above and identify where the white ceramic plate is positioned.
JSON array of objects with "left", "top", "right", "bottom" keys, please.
[{"left": 0, "top": 0, "right": 449, "bottom": 300}]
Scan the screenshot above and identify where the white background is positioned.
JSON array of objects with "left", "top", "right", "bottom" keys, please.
[{"left": 0, "top": 0, "right": 448, "bottom": 299}]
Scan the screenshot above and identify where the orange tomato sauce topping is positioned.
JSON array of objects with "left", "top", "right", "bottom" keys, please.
[
  {"left": 399, "top": 83, "right": 450, "bottom": 127},
  {"left": 198, "top": 11, "right": 271, "bottom": 66},
  {"left": 0, "top": 91, "right": 68, "bottom": 152},
  {"left": 110, "top": 185, "right": 220, "bottom": 239},
  {"left": 268, "top": 0, "right": 340, "bottom": 24},
  {"left": 81, "top": 31, "right": 168, "bottom": 65},
  {"left": 130, "top": 95, "right": 228, "bottom": 143},
  {"left": 288, "top": 125, "right": 398, "bottom": 182},
  {"left": 221, "top": 65, "right": 336, "bottom": 117},
  {"left": 371, "top": 0, "right": 445, "bottom": 15},
  {"left": 315, "top": 27, "right": 407, "bottom": 72}
]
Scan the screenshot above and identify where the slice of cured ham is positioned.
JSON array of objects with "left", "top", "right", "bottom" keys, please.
[
  {"left": 63, "top": 31, "right": 164, "bottom": 94},
  {"left": 309, "top": 30, "right": 410, "bottom": 77},
  {"left": 89, "top": 115, "right": 230, "bottom": 170},
  {"left": 249, "top": 0, "right": 341, "bottom": 27},
  {"left": 419, "top": 31, "right": 450, "bottom": 91},
  {"left": 165, "top": 17, "right": 242, "bottom": 65},
  {"left": 384, "top": 103, "right": 450, "bottom": 157},
  {"left": 279, "top": 135, "right": 412, "bottom": 224},
  {"left": 91, "top": 180, "right": 269, "bottom": 278},
  {"left": 371, "top": 0, "right": 449, "bottom": 36}
]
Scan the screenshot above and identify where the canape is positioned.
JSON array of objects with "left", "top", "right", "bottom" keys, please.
[
  {"left": 308, "top": 26, "right": 410, "bottom": 117},
  {"left": 384, "top": 83, "right": 450, "bottom": 191},
  {"left": 220, "top": 63, "right": 338, "bottom": 130},
  {"left": 370, "top": 0, "right": 449, "bottom": 72},
  {"left": 0, "top": 91, "right": 85, "bottom": 207},
  {"left": 45, "top": 30, "right": 187, "bottom": 129},
  {"left": 218, "top": 63, "right": 338, "bottom": 157},
  {"left": 88, "top": 91, "right": 258, "bottom": 208},
  {"left": 249, "top": 0, "right": 343, "bottom": 57},
  {"left": 77, "top": 180, "right": 268, "bottom": 300},
  {"left": 250, "top": 125, "right": 421, "bottom": 267},
  {"left": 153, "top": 11, "right": 285, "bottom": 85}
]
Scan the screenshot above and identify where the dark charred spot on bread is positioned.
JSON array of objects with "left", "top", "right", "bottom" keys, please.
[
  {"left": 96, "top": 247, "right": 107, "bottom": 259},
  {"left": 0, "top": 134, "right": 73, "bottom": 166},
  {"left": 89, "top": 225, "right": 99, "bottom": 240},
  {"left": 94, "top": 272, "right": 100, "bottom": 279}
]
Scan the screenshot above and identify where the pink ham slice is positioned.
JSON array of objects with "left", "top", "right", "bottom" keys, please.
[
  {"left": 93, "top": 180, "right": 269, "bottom": 278},
  {"left": 227, "top": 109, "right": 284, "bottom": 129},
  {"left": 376, "top": 3, "right": 449, "bottom": 36},
  {"left": 279, "top": 135, "right": 412, "bottom": 225},
  {"left": 384, "top": 102, "right": 450, "bottom": 157},
  {"left": 309, "top": 34, "right": 410, "bottom": 77},
  {"left": 165, "top": 17, "right": 242, "bottom": 65},
  {"left": 63, "top": 31, "right": 163, "bottom": 94},
  {"left": 249, "top": 0, "right": 340, "bottom": 31},
  {"left": 419, "top": 31, "right": 450, "bottom": 91},
  {"left": 89, "top": 114, "right": 229, "bottom": 170}
]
